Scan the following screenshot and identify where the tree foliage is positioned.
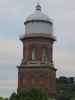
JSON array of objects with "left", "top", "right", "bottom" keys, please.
[
  {"left": 0, "top": 97, "right": 8, "bottom": 100},
  {"left": 9, "top": 88, "right": 48, "bottom": 100},
  {"left": 56, "top": 76, "right": 75, "bottom": 100}
]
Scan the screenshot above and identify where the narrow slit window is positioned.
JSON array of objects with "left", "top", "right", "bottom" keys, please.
[
  {"left": 42, "top": 48, "right": 48, "bottom": 61},
  {"left": 32, "top": 48, "right": 36, "bottom": 60}
]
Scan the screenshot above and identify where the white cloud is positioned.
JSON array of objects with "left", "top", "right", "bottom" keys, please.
[
  {"left": 0, "top": 0, "right": 16, "bottom": 21},
  {"left": 0, "top": 39, "right": 22, "bottom": 64},
  {"left": 0, "top": 80, "right": 17, "bottom": 97},
  {"left": 0, "top": 80, "right": 17, "bottom": 88},
  {"left": 54, "top": 45, "right": 75, "bottom": 77}
]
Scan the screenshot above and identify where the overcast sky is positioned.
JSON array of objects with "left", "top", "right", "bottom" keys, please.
[{"left": 0, "top": 0, "right": 75, "bottom": 97}]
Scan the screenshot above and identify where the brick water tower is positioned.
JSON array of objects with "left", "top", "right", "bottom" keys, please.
[{"left": 17, "top": 3, "right": 56, "bottom": 96}]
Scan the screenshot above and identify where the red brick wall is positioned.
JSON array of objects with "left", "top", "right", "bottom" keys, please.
[
  {"left": 18, "top": 67, "right": 56, "bottom": 95},
  {"left": 22, "top": 38, "right": 53, "bottom": 63},
  {"left": 18, "top": 37, "right": 56, "bottom": 96}
]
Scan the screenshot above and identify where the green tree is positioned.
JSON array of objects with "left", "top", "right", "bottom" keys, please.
[
  {"left": 0, "top": 97, "right": 4, "bottom": 100},
  {"left": 9, "top": 88, "right": 48, "bottom": 100},
  {"left": 4, "top": 98, "right": 8, "bottom": 100},
  {"left": 9, "top": 92, "right": 17, "bottom": 100},
  {"left": 0, "top": 97, "right": 8, "bottom": 100}
]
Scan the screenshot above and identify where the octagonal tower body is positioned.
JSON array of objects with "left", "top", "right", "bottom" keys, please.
[{"left": 18, "top": 4, "right": 56, "bottom": 96}]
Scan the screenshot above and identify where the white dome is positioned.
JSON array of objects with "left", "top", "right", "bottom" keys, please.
[
  {"left": 24, "top": 3, "right": 53, "bottom": 34},
  {"left": 26, "top": 11, "right": 51, "bottom": 22},
  {"left": 24, "top": 3, "right": 52, "bottom": 24}
]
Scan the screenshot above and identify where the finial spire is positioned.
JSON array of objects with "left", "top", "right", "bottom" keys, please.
[{"left": 35, "top": 2, "right": 41, "bottom": 11}]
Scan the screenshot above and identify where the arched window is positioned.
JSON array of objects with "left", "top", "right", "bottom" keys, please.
[
  {"left": 32, "top": 48, "right": 36, "bottom": 60},
  {"left": 42, "top": 48, "right": 48, "bottom": 62}
]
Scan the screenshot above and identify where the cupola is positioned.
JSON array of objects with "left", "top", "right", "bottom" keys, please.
[{"left": 24, "top": 3, "right": 53, "bottom": 35}]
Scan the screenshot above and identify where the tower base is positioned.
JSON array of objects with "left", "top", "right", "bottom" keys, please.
[{"left": 17, "top": 64, "right": 56, "bottom": 96}]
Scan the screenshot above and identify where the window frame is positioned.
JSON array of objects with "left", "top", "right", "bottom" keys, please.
[
  {"left": 42, "top": 47, "right": 49, "bottom": 62},
  {"left": 31, "top": 47, "right": 36, "bottom": 60}
]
